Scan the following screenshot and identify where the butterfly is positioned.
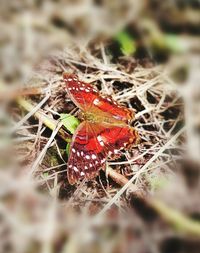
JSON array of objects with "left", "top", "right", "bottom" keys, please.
[{"left": 63, "top": 73, "right": 139, "bottom": 184}]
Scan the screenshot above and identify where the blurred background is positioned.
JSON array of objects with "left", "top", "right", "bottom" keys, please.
[{"left": 0, "top": 1, "right": 200, "bottom": 253}]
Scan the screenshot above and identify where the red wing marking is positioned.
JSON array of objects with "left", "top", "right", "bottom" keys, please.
[
  {"left": 67, "top": 122, "right": 138, "bottom": 184},
  {"left": 63, "top": 73, "right": 98, "bottom": 111},
  {"left": 63, "top": 73, "right": 134, "bottom": 123}
]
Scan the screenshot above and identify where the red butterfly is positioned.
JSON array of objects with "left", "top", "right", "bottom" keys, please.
[{"left": 63, "top": 73, "right": 139, "bottom": 184}]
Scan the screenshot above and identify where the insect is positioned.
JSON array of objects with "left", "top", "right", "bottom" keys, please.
[{"left": 63, "top": 73, "right": 139, "bottom": 184}]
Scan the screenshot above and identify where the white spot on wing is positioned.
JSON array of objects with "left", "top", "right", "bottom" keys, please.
[
  {"left": 100, "top": 141, "right": 104, "bottom": 147},
  {"left": 92, "top": 154, "right": 97, "bottom": 159},
  {"left": 93, "top": 98, "right": 100, "bottom": 105},
  {"left": 101, "top": 159, "right": 105, "bottom": 164},
  {"left": 114, "top": 149, "right": 118, "bottom": 154},
  {"left": 97, "top": 135, "right": 104, "bottom": 146},
  {"left": 80, "top": 171, "right": 85, "bottom": 176},
  {"left": 97, "top": 136, "right": 102, "bottom": 142},
  {"left": 73, "top": 167, "right": 78, "bottom": 172},
  {"left": 86, "top": 155, "right": 90, "bottom": 160}
]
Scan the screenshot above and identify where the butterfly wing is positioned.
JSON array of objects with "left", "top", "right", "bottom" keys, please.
[
  {"left": 67, "top": 122, "right": 105, "bottom": 184},
  {"left": 63, "top": 73, "right": 134, "bottom": 123},
  {"left": 67, "top": 121, "right": 138, "bottom": 184}
]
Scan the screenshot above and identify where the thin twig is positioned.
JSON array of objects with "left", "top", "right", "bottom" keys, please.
[
  {"left": 11, "top": 95, "right": 50, "bottom": 133},
  {"left": 17, "top": 98, "right": 71, "bottom": 142}
]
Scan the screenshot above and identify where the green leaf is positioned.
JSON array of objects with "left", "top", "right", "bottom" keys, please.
[
  {"left": 43, "top": 172, "right": 48, "bottom": 177},
  {"left": 164, "top": 34, "right": 185, "bottom": 53},
  {"left": 66, "top": 143, "right": 70, "bottom": 156},
  {"left": 115, "top": 31, "right": 136, "bottom": 56},
  {"left": 60, "top": 113, "right": 80, "bottom": 134},
  {"left": 149, "top": 176, "right": 168, "bottom": 191}
]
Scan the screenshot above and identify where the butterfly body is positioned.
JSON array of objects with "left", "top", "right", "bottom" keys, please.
[
  {"left": 80, "top": 110, "right": 127, "bottom": 126},
  {"left": 63, "top": 73, "right": 138, "bottom": 184}
]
